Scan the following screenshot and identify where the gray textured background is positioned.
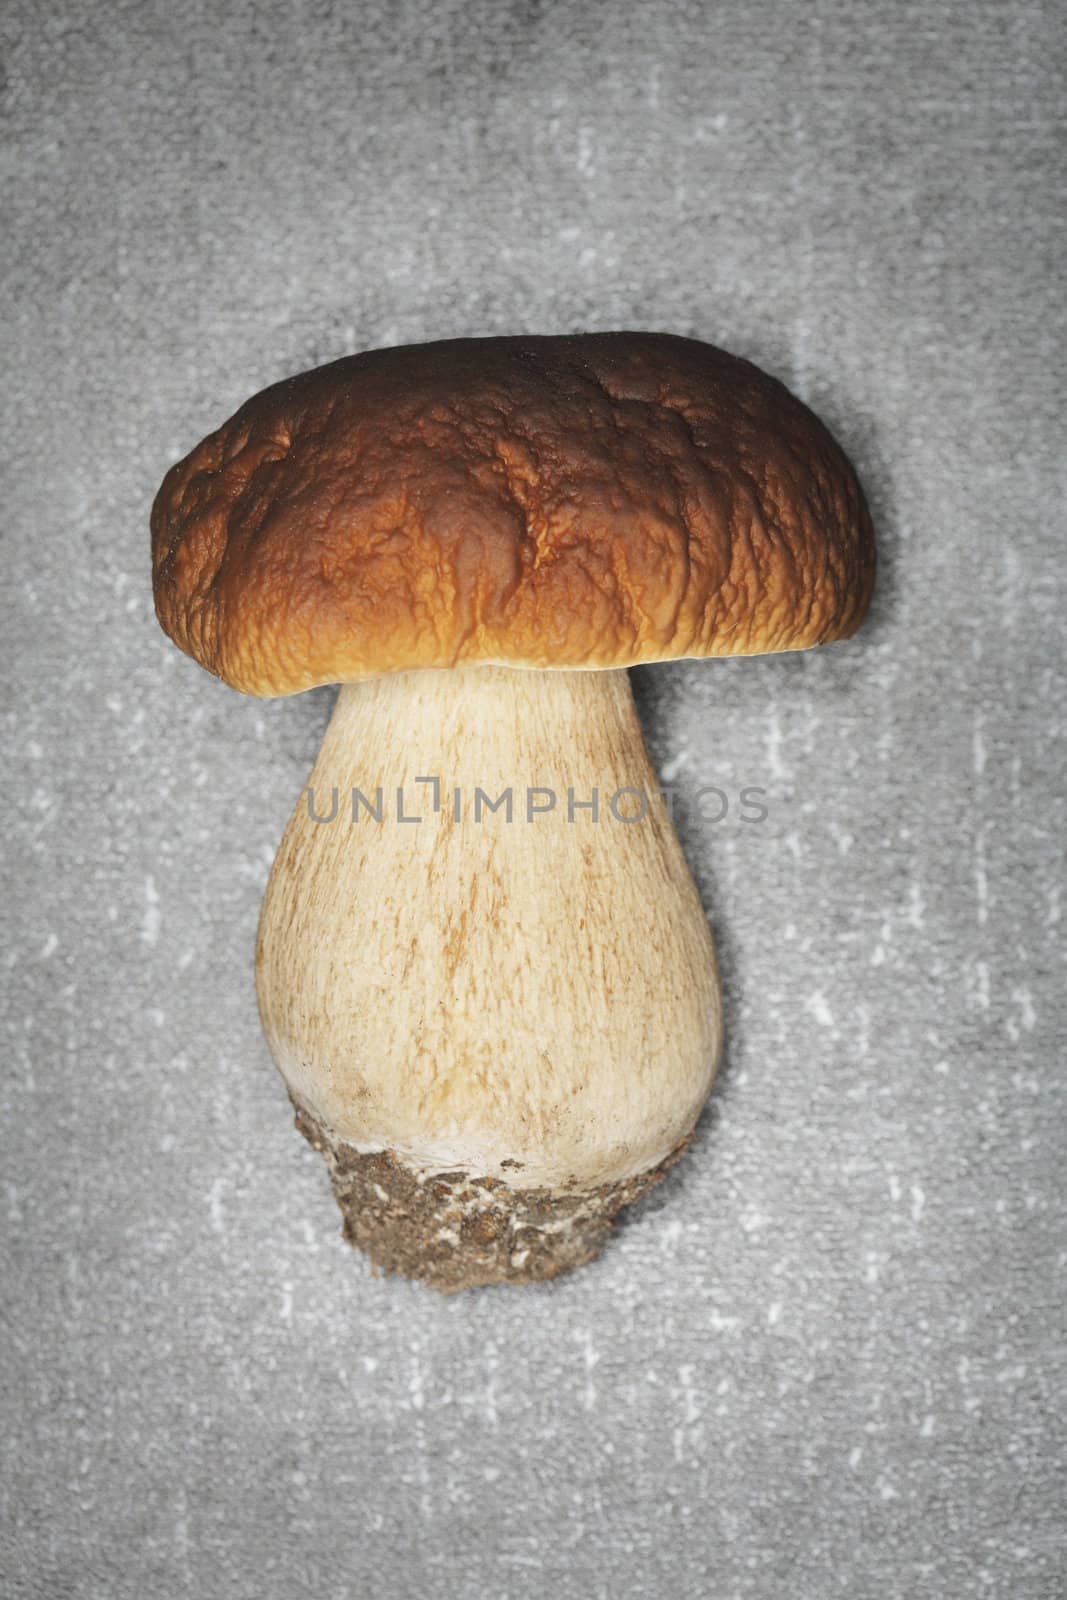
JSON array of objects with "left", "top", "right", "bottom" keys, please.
[{"left": 2, "top": 1, "right": 1064, "bottom": 1596}]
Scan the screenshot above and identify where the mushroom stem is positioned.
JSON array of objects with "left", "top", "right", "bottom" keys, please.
[{"left": 256, "top": 666, "right": 722, "bottom": 1290}]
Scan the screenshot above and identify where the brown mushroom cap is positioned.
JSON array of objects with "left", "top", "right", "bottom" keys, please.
[{"left": 151, "top": 332, "right": 874, "bottom": 696}]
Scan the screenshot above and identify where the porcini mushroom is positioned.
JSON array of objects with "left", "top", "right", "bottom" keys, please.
[{"left": 152, "top": 333, "right": 873, "bottom": 1291}]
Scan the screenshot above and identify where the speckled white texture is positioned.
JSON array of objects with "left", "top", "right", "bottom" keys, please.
[{"left": 2, "top": 2, "right": 1064, "bottom": 1596}]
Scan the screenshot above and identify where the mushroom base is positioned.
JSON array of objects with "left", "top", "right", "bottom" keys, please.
[{"left": 292, "top": 1098, "right": 688, "bottom": 1293}]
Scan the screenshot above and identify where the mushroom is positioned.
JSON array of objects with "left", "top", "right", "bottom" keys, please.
[{"left": 152, "top": 333, "right": 873, "bottom": 1291}]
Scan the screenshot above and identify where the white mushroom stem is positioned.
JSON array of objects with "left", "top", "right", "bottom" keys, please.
[{"left": 256, "top": 666, "right": 722, "bottom": 1287}]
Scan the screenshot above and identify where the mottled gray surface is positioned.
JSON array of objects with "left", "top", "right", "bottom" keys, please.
[{"left": 2, "top": 1, "right": 1064, "bottom": 1595}]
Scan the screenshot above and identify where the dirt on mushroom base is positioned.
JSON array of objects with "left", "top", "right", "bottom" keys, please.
[{"left": 292, "top": 1098, "right": 689, "bottom": 1293}]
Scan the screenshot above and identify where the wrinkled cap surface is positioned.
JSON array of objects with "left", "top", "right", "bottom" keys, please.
[{"left": 152, "top": 332, "right": 875, "bottom": 695}]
